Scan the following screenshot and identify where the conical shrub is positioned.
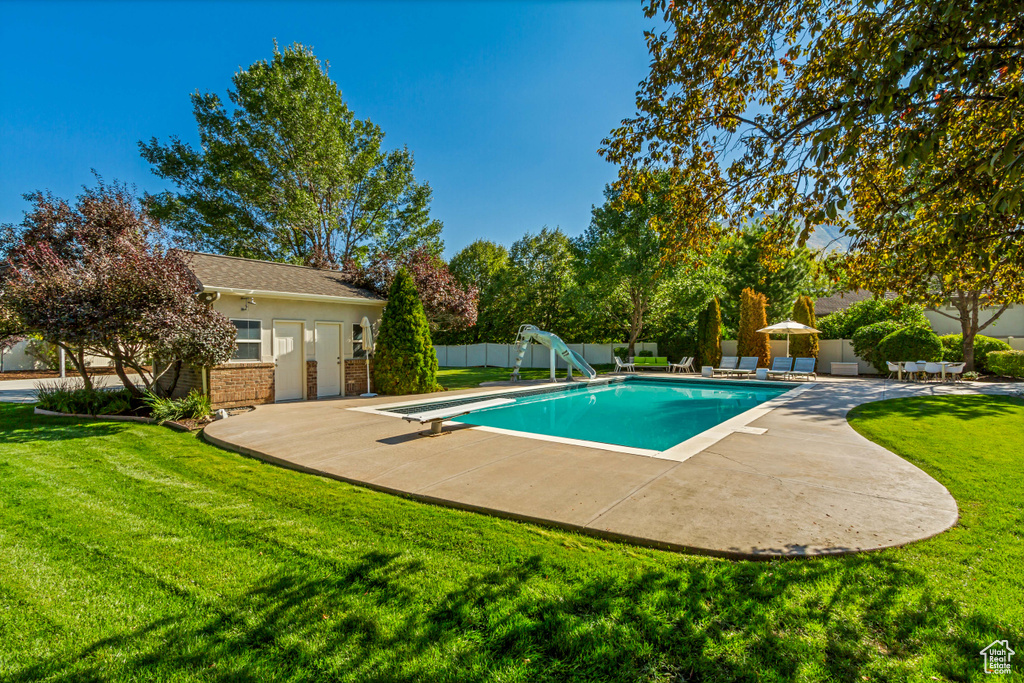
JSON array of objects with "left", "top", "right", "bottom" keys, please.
[
  {"left": 372, "top": 268, "right": 440, "bottom": 395},
  {"left": 790, "top": 295, "right": 819, "bottom": 358},
  {"left": 738, "top": 287, "right": 770, "bottom": 366},
  {"left": 695, "top": 297, "right": 722, "bottom": 367}
]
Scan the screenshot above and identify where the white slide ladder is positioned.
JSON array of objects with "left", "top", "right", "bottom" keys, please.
[{"left": 510, "top": 324, "right": 597, "bottom": 381}]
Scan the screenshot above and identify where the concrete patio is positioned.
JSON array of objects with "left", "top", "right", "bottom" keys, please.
[{"left": 203, "top": 377, "right": 1018, "bottom": 559}]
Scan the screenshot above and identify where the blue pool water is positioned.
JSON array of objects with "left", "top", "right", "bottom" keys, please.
[{"left": 449, "top": 378, "right": 790, "bottom": 452}]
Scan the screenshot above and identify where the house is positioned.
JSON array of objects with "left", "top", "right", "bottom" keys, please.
[{"left": 157, "top": 251, "right": 385, "bottom": 408}]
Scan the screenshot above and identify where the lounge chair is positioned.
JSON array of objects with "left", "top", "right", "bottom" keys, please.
[
  {"left": 614, "top": 356, "right": 635, "bottom": 373},
  {"left": 789, "top": 357, "right": 817, "bottom": 380},
  {"left": 765, "top": 356, "right": 793, "bottom": 379},
  {"left": 670, "top": 356, "right": 694, "bottom": 373},
  {"left": 722, "top": 356, "right": 759, "bottom": 377},
  {"left": 712, "top": 356, "right": 738, "bottom": 376}
]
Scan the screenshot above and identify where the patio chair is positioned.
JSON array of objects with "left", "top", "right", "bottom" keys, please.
[
  {"left": 670, "top": 356, "right": 694, "bottom": 373},
  {"left": 886, "top": 361, "right": 901, "bottom": 380},
  {"left": 924, "top": 362, "right": 943, "bottom": 382},
  {"left": 789, "top": 357, "right": 817, "bottom": 381},
  {"left": 766, "top": 356, "right": 794, "bottom": 379},
  {"left": 945, "top": 362, "right": 966, "bottom": 383},
  {"left": 614, "top": 356, "right": 635, "bottom": 373},
  {"left": 712, "top": 356, "right": 738, "bottom": 375},
  {"left": 902, "top": 361, "right": 921, "bottom": 381}
]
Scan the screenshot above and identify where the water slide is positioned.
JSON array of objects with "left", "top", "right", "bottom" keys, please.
[{"left": 510, "top": 324, "right": 597, "bottom": 381}]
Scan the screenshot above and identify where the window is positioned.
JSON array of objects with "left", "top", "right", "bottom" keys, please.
[
  {"left": 231, "top": 319, "right": 261, "bottom": 361},
  {"left": 352, "top": 323, "right": 366, "bottom": 358}
]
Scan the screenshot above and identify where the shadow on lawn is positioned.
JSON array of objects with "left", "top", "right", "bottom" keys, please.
[
  {"left": 0, "top": 415, "right": 126, "bottom": 444},
  {"left": 8, "top": 550, "right": 1018, "bottom": 682}
]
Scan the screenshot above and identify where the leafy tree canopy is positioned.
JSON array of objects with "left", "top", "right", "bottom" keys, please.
[
  {"left": 602, "top": 0, "right": 1023, "bottom": 260},
  {"left": 141, "top": 42, "right": 443, "bottom": 269},
  {"left": 448, "top": 240, "right": 509, "bottom": 294},
  {"left": 2, "top": 181, "right": 235, "bottom": 395},
  {"left": 575, "top": 175, "right": 678, "bottom": 355},
  {"left": 720, "top": 222, "right": 817, "bottom": 332}
]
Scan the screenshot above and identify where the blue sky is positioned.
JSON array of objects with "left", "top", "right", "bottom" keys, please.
[{"left": 0, "top": 0, "right": 653, "bottom": 257}]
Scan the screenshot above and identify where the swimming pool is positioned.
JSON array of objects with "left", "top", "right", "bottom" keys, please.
[{"left": 388, "top": 377, "right": 793, "bottom": 452}]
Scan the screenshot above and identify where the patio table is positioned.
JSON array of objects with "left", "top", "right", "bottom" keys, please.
[{"left": 895, "top": 361, "right": 956, "bottom": 381}]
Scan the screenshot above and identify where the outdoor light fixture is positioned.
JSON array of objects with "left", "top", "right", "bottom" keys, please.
[{"left": 241, "top": 297, "right": 256, "bottom": 311}]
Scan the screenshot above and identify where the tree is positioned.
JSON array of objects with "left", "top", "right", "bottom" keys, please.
[
  {"left": 789, "top": 296, "right": 818, "bottom": 358},
  {"left": 449, "top": 240, "right": 508, "bottom": 293},
  {"left": 737, "top": 288, "right": 770, "bottom": 366},
  {"left": 2, "top": 182, "right": 236, "bottom": 396},
  {"left": 140, "top": 42, "right": 443, "bottom": 269},
  {"left": 442, "top": 240, "right": 509, "bottom": 344},
  {"left": 694, "top": 297, "right": 722, "bottom": 367},
  {"left": 575, "top": 178, "right": 675, "bottom": 357},
  {"left": 372, "top": 268, "right": 439, "bottom": 395},
  {"left": 840, "top": 115, "right": 1024, "bottom": 371},
  {"left": 601, "top": 0, "right": 1023, "bottom": 261},
  {"left": 485, "top": 228, "right": 579, "bottom": 342},
  {"left": 720, "top": 224, "right": 815, "bottom": 331},
  {"left": 346, "top": 248, "right": 477, "bottom": 334}
]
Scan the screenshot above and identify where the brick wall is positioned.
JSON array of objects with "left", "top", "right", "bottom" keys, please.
[
  {"left": 344, "top": 358, "right": 373, "bottom": 396},
  {"left": 208, "top": 362, "right": 275, "bottom": 409},
  {"left": 306, "top": 360, "right": 317, "bottom": 400},
  {"left": 154, "top": 361, "right": 204, "bottom": 399}
]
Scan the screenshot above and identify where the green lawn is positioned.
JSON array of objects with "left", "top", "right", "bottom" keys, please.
[
  {"left": 0, "top": 395, "right": 1021, "bottom": 681},
  {"left": 437, "top": 365, "right": 616, "bottom": 390}
]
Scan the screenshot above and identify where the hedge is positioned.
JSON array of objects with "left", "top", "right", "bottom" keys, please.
[
  {"left": 790, "top": 295, "right": 818, "bottom": 358},
  {"left": 737, "top": 288, "right": 770, "bottom": 366},
  {"left": 986, "top": 350, "right": 1024, "bottom": 378},
  {"left": 877, "top": 326, "right": 943, "bottom": 364},
  {"left": 939, "top": 334, "right": 1011, "bottom": 373},
  {"left": 852, "top": 320, "right": 905, "bottom": 373}
]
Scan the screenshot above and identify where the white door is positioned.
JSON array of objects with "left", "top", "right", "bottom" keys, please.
[
  {"left": 273, "top": 321, "right": 304, "bottom": 402},
  {"left": 315, "top": 323, "right": 342, "bottom": 398}
]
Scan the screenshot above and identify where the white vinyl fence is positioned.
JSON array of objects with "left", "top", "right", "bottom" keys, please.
[
  {"left": 434, "top": 342, "right": 658, "bottom": 369},
  {"left": 0, "top": 339, "right": 113, "bottom": 373}
]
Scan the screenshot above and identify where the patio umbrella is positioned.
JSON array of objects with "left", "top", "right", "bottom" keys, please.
[
  {"left": 360, "top": 316, "right": 377, "bottom": 397},
  {"left": 756, "top": 319, "right": 821, "bottom": 358}
]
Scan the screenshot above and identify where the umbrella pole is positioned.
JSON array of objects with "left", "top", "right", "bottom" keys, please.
[{"left": 787, "top": 334, "right": 790, "bottom": 358}]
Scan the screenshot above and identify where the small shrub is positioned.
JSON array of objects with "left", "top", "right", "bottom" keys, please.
[
  {"left": 636, "top": 349, "right": 654, "bottom": 357},
  {"left": 986, "top": 350, "right": 1024, "bottom": 378},
  {"left": 36, "top": 379, "right": 135, "bottom": 415},
  {"left": 852, "top": 321, "right": 905, "bottom": 373},
  {"left": 939, "top": 334, "right": 1011, "bottom": 373},
  {"left": 877, "top": 326, "right": 942, "bottom": 364},
  {"left": 143, "top": 389, "right": 211, "bottom": 424},
  {"left": 962, "top": 371, "right": 981, "bottom": 381},
  {"left": 613, "top": 346, "right": 629, "bottom": 360},
  {"left": 816, "top": 311, "right": 846, "bottom": 340}
]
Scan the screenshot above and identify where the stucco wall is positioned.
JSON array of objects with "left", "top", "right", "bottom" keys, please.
[
  {"left": 924, "top": 304, "right": 1024, "bottom": 337},
  {"left": 210, "top": 294, "right": 383, "bottom": 365}
]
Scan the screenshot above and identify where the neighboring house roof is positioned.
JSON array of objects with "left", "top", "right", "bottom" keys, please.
[
  {"left": 182, "top": 251, "right": 385, "bottom": 305},
  {"left": 815, "top": 290, "right": 896, "bottom": 317}
]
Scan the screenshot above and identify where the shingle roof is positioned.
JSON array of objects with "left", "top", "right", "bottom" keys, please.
[
  {"left": 181, "top": 251, "right": 383, "bottom": 302},
  {"left": 815, "top": 290, "right": 896, "bottom": 316}
]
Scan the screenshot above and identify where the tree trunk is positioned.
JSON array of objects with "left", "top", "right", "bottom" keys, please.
[
  {"left": 57, "top": 342, "right": 92, "bottom": 391},
  {"left": 113, "top": 357, "right": 143, "bottom": 397}
]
